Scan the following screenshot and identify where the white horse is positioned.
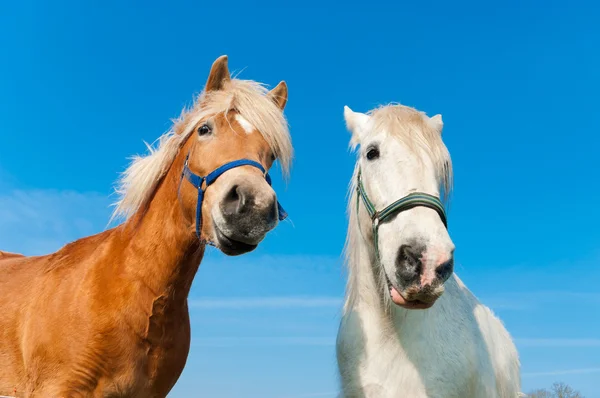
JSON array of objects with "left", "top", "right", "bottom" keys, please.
[{"left": 336, "top": 104, "right": 521, "bottom": 398}]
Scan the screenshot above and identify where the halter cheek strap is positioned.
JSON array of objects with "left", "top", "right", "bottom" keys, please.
[
  {"left": 180, "top": 155, "right": 287, "bottom": 240},
  {"left": 356, "top": 169, "right": 447, "bottom": 263}
]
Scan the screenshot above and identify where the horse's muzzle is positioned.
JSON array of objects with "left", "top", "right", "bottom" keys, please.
[
  {"left": 216, "top": 182, "right": 279, "bottom": 255},
  {"left": 390, "top": 243, "right": 454, "bottom": 309}
]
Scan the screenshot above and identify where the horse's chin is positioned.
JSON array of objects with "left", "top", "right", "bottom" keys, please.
[
  {"left": 389, "top": 286, "right": 435, "bottom": 310},
  {"left": 214, "top": 226, "right": 259, "bottom": 256}
]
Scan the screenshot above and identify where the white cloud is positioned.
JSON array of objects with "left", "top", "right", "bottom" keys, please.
[
  {"left": 0, "top": 189, "right": 111, "bottom": 255},
  {"left": 192, "top": 336, "right": 335, "bottom": 348},
  {"left": 481, "top": 290, "right": 600, "bottom": 311},
  {"left": 281, "top": 393, "right": 336, "bottom": 398},
  {"left": 516, "top": 338, "right": 600, "bottom": 347},
  {"left": 189, "top": 296, "right": 342, "bottom": 309},
  {"left": 523, "top": 367, "right": 600, "bottom": 378}
]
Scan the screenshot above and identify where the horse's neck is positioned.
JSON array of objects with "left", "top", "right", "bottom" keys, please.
[
  {"left": 119, "top": 151, "right": 203, "bottom": 303},
  {"left": 345, "top": 203, "right": 386, "bottom": 313},
  {"left": 345, "top": 200, "right": 415, "bottom": 323}
]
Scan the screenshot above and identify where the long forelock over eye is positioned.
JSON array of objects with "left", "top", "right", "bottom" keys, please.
[
  {"left": 110, "top": 77, "right": 293, "bottom": 223},
  {"left": 223, "top": 80, "right": 292, "bottom": 176},
  {"left": 367, "top": 104, "right": 453, "bottom": 202},
  {"left": 190, "top": 81, "right": 291, "bottom": 173}
]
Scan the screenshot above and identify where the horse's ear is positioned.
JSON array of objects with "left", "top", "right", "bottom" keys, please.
[
  {"left": 344, "top": 106, "right": 370, "bottom": 147},
  {"left": 429, "top": 114, "right": 443, "bottom": 133},
  {"left": 205, "top": 55, "right": 231, "bottom": 92},
  {"left": 267, "top": 81, "right": 288, "bottom": 110}
]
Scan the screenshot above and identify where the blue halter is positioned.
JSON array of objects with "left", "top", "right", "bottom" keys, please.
[{"left": 180, "top": 154, "right": 288, "bottom": 240}]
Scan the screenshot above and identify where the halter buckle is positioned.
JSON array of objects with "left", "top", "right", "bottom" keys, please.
[{"left": 371, "top": 212, "right": 379, "bottom": 226}]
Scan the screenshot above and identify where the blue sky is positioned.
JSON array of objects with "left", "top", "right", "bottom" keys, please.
[{"left": 1, "top": 0, "right": 599, "bottom": 396}]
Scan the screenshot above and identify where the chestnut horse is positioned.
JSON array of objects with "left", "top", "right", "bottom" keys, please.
[{"left": 0, "top": 55, "right": 292, "bottom": 397}]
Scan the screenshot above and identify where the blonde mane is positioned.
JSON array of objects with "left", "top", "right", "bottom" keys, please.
[{"left": 111, "top": 79, "right": 292, "bottom": 222}]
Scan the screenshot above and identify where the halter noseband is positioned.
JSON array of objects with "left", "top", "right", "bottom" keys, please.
[
  {"left": 356, "top": 169, "right": 447, "bottom": 263},
  {"left": 180, "top": 154, "right": 287, "bottom": 241}
]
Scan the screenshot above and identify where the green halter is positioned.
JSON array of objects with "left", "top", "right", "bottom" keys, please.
[{"left": 356, "top": 169, "right": 448, "bottom": 263}]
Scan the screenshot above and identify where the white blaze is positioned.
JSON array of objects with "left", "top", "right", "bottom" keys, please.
[{"left": 235, "top": 114, "right": 255, "bottom": 134}]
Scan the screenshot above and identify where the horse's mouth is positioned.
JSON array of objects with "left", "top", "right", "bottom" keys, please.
[
  {"left": 214, "top": 227, "right": 258, "bottom": 256},
  {"left": 389, "top": 285, "right": 434, "bottom": 309},
  {"left": 383, "top": 270, "right": 435, "bottom": 310}
]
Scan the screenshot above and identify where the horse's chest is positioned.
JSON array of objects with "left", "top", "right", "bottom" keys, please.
[
  {"left": 345, "top": 318, "right": 469, "bottom": 397},
  {"left": 357, "top": 350, "right": 468, "bottom": 398},
  {"left": 105, "top": 325, "right": 190, "bottom": 397},
  {"left": 107, "top": 303, "right": 191, "bottom": 397},
  {"left": 143, "top": 304, "right": 191, "bottom": 395}
]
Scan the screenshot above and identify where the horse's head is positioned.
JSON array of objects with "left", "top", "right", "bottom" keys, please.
[
  {"left": 345, "top": 104, "right": 454, "bottom": 309},
  {"left": 178, "top": 56, "right": 291, "bottom": 255}
]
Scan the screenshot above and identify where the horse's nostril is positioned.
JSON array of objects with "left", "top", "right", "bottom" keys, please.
[
  {"left": 398, "top": 245, "right": 418, "bottom": 265},
  {"left": 220, "top": 183, "right": 277, "bottom": 233},
  {"left": 266, "top": 198, "right": 277, "bottom": 224},
  {"left": 223, "top": 185, "right": 250, "bottom": 215},
  {"left": 226, "top": 185, "right": 240, "bottom": 203},
  {"left": 396, "top": 244, "right": 423, "bottom": 287},
  {"left": 435, "top": 258, "right": 454, "bottom": 281}
]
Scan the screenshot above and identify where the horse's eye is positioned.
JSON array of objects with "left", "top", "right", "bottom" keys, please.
[
  {"left": 197, "top": 124, "right": 212, "bottom": 136},
  {"left": 366, "top": 147, "right": 380, "bottom": 160}
]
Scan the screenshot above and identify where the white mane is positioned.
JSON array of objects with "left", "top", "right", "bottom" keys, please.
[
  {"left": 343, "top": 170, "right": 375, "bottom": 312},
  {"left": 110, "top": 79, "right": 292, "bottom": 222}
]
